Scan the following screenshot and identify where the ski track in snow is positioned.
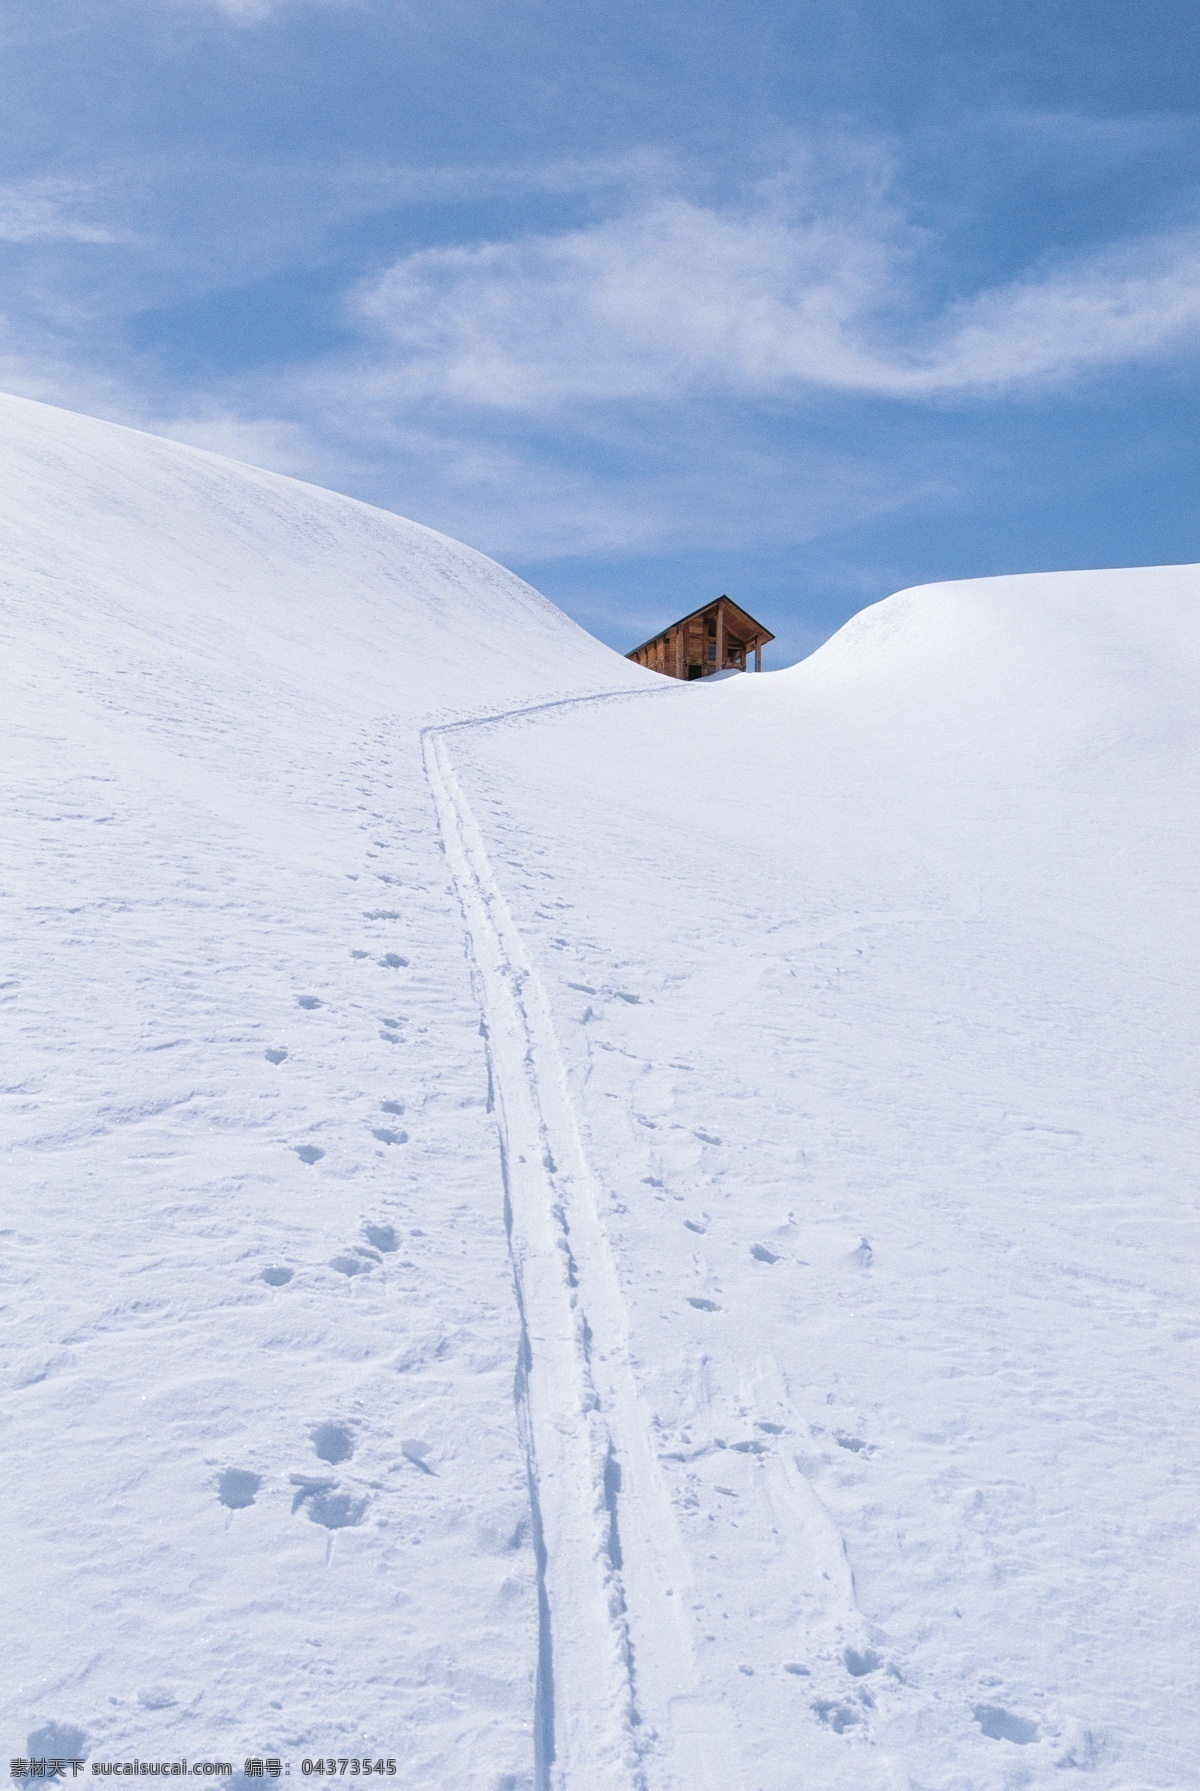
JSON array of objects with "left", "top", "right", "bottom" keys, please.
[{"left": 423, "top": 693, "right": 742, "bottom": 1791}]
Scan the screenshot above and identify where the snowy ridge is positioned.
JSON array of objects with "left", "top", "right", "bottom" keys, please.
[{"left": 424, "top": 699, "right": 740, "bottom": 1791}]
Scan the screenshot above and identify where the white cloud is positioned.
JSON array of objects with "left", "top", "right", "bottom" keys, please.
[
  {"left": 156, "top": 0, "right": 348, "bottom": 22},
  {"left": 203, "top": 0, "right": 277, "bottom": 17},
  {"left": 146, "top": 407, "right": 316, "bottom": 472},
  {"left": 0, "top": 176, "right": 127, "bottom": 245},
  {"left": 921, "top": 235, "right": 1200, "bottom": 391},
  {"left": 5, "top": 143, "right": 1197, "bottom": 581},
  {"left": 353, "top": 193, "right": 1200, "bottom": 409}
]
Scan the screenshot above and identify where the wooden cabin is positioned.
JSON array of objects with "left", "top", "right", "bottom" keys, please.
[{"left": 626, "top": 595, "right": 774, "bottom": 680}]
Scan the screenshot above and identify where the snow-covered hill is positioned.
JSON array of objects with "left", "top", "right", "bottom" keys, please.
[{"left": 3, "top": 392, "right": 1198, "bottom": 1791}]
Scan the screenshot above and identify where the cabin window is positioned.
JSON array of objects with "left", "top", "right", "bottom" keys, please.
[{"left": 687, "top": 663, "right": 702, "bottom": 679}]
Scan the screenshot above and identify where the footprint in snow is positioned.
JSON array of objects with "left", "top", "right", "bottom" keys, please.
[
  {"left": 364, "top": 909, "right": 400, "bottom": 921},
  {"left": 137, "top": 1688, "right": 176, "bottom": 1711},
  {"left": 291, "top": 1477, "right": 368, "bottom": 1529},
  {"left": 218, "top": 1468, "right": 261, "bottom": 1510},
  {"left": 688, "top": 1296, "right": 720, "bottom": 1312},
  {"left": 296, "top": 995, "right": 321, "bottom": 1010},
  {"left": 750, "top": 1243, "right": 779, "bottom": 1263},
  {"left": 330, "top": 1251, "right": 375, "bottom": 1277},
  {"left": 843, "top": 1647, "right": 881, "bottom": 1677},
  {"left": 291, "top": 1474, "right": 332, "bottom": 1513},
  {"left": 401, "top": 1439, "right": 437, "bottom": 1476},
  {"left": 26, "top": 1725, "right": 87, "bottom": 1770},
  {"left": 372, "top": 1126, "right": 407, "bottom": 1146},
  {"left": 264, "top": 1047, "right": 287, "bottom": 1064},
  {"left": 974, "top": 1705, "right": 1039, "bottom": 1745},
  {"left": 308, "top": 1488, "right": 367, "bottom": 1529},
  {"left": 380, "top": 1100, "right": 404, "bottom": 1116},
  {"left": 363, "top": 1222, "right": 399, "bottom": 1252},
  {"left": 295, "top": 1144, "right": 325, "bottom": 1165},
  {"left": 850, "top": 1237, "right": 873, "bottom": 1267},
  {"left": 812, "top": 1699, "right": 861, "bottom": 1734},
  {"left": 683, "top": 1217, "right": 707, "bottom": 1234},
  {"left": 311, "top": 1421, "right": 354, "bottom": 1465},
  {"left": 378, "top": 953, "right": 408, "bottom": 969},
  {"left": 261, "top": 1266, "right": 294, "bottom": 1287}
]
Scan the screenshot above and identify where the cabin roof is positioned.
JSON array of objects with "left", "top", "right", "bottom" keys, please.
[{"left": 628, "top": 593, "right": 775, "bottom": 658}]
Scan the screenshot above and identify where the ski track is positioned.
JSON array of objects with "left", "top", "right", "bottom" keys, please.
[{"left": 422, "top": 692, "right": 743, "bottom": 1791}]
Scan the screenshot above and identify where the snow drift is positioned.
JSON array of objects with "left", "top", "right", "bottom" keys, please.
[{"left": 2, "top": 390, "right": 1198, "bottom": 1791}]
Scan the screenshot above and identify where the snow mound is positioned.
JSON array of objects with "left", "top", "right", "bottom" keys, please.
[
  {"left": 4, "top": 389, "right": 1198, "bottom": 1791},
  {"left": 0, "top": 392, "right": 641, "bottom": 1789},
  {"left": 0, "top": 388, "right": 641, "bottom": 734},
  {"left": 443, "top": 562, "right": 1200, "bottom": 1789}
]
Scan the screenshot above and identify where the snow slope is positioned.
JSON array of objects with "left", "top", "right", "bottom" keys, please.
[
  {"left": 3, "top": 391, "right": 1199, "bottom": 1790},
  {"left": 448, "top": 570, "right": 1200, "bottom": 1789},
  {"left": 0, "top": 391, "right": 645, "bottom": 1790}
]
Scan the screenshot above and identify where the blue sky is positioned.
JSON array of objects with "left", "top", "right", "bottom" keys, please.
[{"left": 3, "top": 0, "right": 1200, "bottom": 662}]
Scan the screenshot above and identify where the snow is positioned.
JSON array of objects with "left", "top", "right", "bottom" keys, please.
[{"left": 2, "top": 389, "right": 1198, "bottom": 1790}]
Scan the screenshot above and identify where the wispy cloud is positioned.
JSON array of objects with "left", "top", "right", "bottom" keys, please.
[
  {"left": 146, "top": 406, "right": 317, "bottom": 470},
  {"left": 5, "top": 140, "right": 1199, "bottom": 585},
  {"left": 201, "top": 0, "right": 277, "bottom": 19},
  {"left": 116, "top": 0, "right": 346, "bottom": 23},
  {"left": 912, "top": 232, "right": 1200, "bottom": 392},
  {"left": 172, "top": 0, "right": 351, "bottom": 22},
  {"left": 0, "top": 175, "right": 128, "bottom": 244},
  {"left": 352, "top": 192, "right": 1200, "bottom": 409}
]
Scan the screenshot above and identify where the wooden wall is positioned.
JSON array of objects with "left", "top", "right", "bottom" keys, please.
[{"left": 629, "top": 600, "right": 767, "bottom": 678}]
